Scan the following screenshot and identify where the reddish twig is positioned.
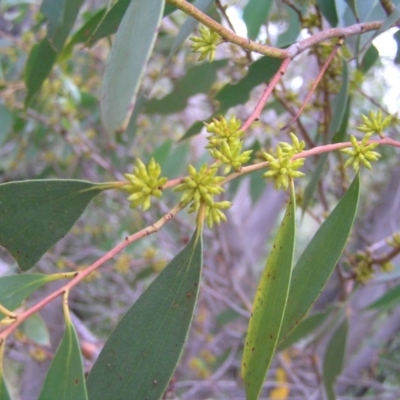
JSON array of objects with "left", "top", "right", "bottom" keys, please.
[
  {"left": 241, "top": 57, "right": 292, "bottom": 132},
  {"left": 282, "top": 38, "right": 344, "bottom": 131}
]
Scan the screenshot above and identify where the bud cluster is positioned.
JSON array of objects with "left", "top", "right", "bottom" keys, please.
[{"left": 190, "top": 26, "right": 222, "bottom": 62}]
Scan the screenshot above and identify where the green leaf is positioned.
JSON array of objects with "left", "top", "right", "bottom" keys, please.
[
  {"left": 394, "top": 30, "right": 400, "bottom": 64},
  {"left": 38, "top": 321, "right": 87, "bottom": 400},
  {"left": 243, "top": 0, "right": 273, "bottom": 40},
  {"left": 144, "top": 60, "right": 228, "bottom": 115},
  {"left": 323, "top": 318, "right": 348, "bottom": 400},
  {"left": 317, "top": 0, "right": 338, "bottom": 27},
  {"left": 328, "top": 60, "right": 349, "bottom": 139},
  {"left": 45, "top": 0, "right": 84, "bottom": 52},
  {"left": 0, "top": 373, "right": 11, "bottom": 400},
  {"left": 278, "top": 309, "right": 331, "bottom": 351},
  {"left": 86, "top": 229, "right": 203, "bottom": 400},
  {"left": 332, "top": 95, "right": 351, "bottom": 144},
  {"left": 360, "top": 44, "right": 379, "bottom": 73},
  {"left": 100, "top": 0, "right": 164, "bottom": 133},
  {"left": 0, "top": 274, "right": 51, "bottom": 319},
  {"left": 165, "top": 0, "right": 213, "bottom": 62},
  {"left": 276, "top": 4, "right": 301, "bottom": 48},
  {"left": 86, "top": 0, "right": 196, "bottom": 47},
  {"left": 62, "top": 8, "right": 107, "bottom": 56},
  {"left": 344, "top": 0, "right": 359, "bottom": 22},
  {"left": 280, "top": 174, "right": 360, "bottom": 340},
  {"left": 20, "top": 313, "right": 51, "bottom": 346},
  {"left": 40, "top": 0, "right": 66, "bottom": 34},
  {"left": 0, "top": 104, "right": 13, "bottom": 146},
  {"left": 242, "top": 186, "right": 296, "bottom": 400},
  {"left": 366, "top": 282, "right": 400, "bottom": 310},
  {"left": 0, "top": 180, "right": 106, "bottom": 270},
  {"left": 24, "top": 38, "right": 58, "bottom": 106},
  {"left": 25, "top": 0, "right": 84, "bottom": 105}
]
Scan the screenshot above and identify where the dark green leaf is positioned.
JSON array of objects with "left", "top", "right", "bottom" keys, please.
[
  {"left": 40, "top": 0, "right": 66, "bottom": 34},
  {"left": 280, "top": 174, "right": 360, "bottom": 340},
  {"left": 328, "top": 60, "right": 349, "bottom": 139},
  {"left": 0, "top": 104, "right": 12, "bottom": 146},
  {"left": 242, "top": 186, "right": 296, "bottom": 400},
  {"left": 366, "top": 282, "right": 400, "bottom": 310},
  {"left": 166, "top": 0, "right": 213, "bottom": 61},
  {"left": 38, "top": 321, "right": 87, "bottom": 400},
  {"left": 145, "top": 60, "right": 228, "bottom": 115},
  {"left": 0, "top": 274, "right": 52, "bottom": 319},
  {"left": 100, "top": 0, "right": 164, "bottom": 133},
  {"left": 278, "top": 309, "right": 331, "bottom": 350},
  {"left": 276, "top": 5, "right": 301, "bottom": 48},
  {"left": 394, "top": 30, "right": 400, "bottom": 64},
  {"left": 333, "top": 96, "right": 351, "bottom": 144},
  {"left": 24, "top": 38, "right": 58, "bottom": 106},
  {"left": 360, "top": 44, "right": 379, "bottom": 73},
  {"left": 317, "top": 0, "right": 338, "bottom": 27},
  {"left": 86, "top": 229, "right": 203, "bottom": 400},
  {"left": 323, "top": 318, "right": 348, "bottom": 400},
  {"left": 87, "top": 0, "right": 196, "bottom": 47},
  {"left": 0, "top": 373, "right": 11, "bottom": 400},
  {"left": 62, "top": 8, "right": 106, "bottom": 55},
  {"left": 20, "top": 313, "right": 51, "bottom": 346},
  {"left": 45, "top": 0, "right": 84, "bottom": 52},
  {"left": 0, "top": 180, "right": 106, "bottom": 270},
  {"left": 243, "top": 0, "right": 273, "bottom": 40},
  {"left": 344, "top": 0, "right": 359, "bottom": 22}
]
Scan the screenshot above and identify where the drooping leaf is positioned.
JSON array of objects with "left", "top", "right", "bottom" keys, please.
[
  {"left": 280, "top": 174, "right": 360, "bottom": 340},
  {"left": 0, "top": 274, "right": 52, "bottom": 320},
  {"left": 38, "top": 321, "right": 87, "bottom": 400},
  {"left": 0, "top": 104, "right": 13, "bottom": 146},
  {"left": 243, "top": 0, "right": 273, "bottom": 40},
  {"left": 242, "top": 186, "right": 296, "bottom": 400},
  {"left": 328, "top": 60, "right": 349, "bottom": 139},
  {"left": 344, "top": 0, "right": 359, "bottom": 22},
  {"left": 165, "top": 0, "right": 213, "bottom": 62},
  {"left": 317, "top": 0, "right": 338, "bottom": 27},
  {"left": 145, "top": 60, "right": 228, "bottom": 115},
  {"left": 360, "top": 44, "right": 379, "bottom": 73},
  {"left": 62, "top": 8, "right": 107, "bottom": 55},
  {"left": 276, "top": 4, "right": 301, "bottom": 48},
  {"left": 333, "top": 95, "right": 351, "bottom": 144},
  {"left": 0, "top": 180, "right": 106, "bottom": 270},
  {"left": 0, "top": 372, "right": 11, "bottom": 400},
  {"left": 366, "top": 282, "right": 400, "bottom": 310},
  {"left": 394, "top": 30, "right": 400, "bottom": 64},
  {"left": 40, "top": 0, "right": 66, "bottom": 34},
  {"left": 323, "top": 318, "right": 348, "bottom": 400},
  {"left": 25, "top": 0, "right": 84, "bottom": 105},
  {"left": 100, "top": 0, "right": 164, "bottom": 133},
  {"left": 86, "top": 229, "right": 203, "bottom": 400},
  {"left": 278, "top": 309, "right": 331, "bottom": 351},
  {"left": 86, "top": 0, "right": 196, "bottom": 47},
  {"left": 20, "top": 313, "right": 51, "bottom": 346},
  {"left": 24, "top": 38, "right": 58, "bottom": 106}
]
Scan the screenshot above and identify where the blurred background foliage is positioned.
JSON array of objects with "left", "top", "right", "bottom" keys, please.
[{"left": 1, "top": 0, "right": 400, "bottom": 398}]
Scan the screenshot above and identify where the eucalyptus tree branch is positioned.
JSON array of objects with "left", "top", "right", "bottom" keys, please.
[
  {"left": 0, "top": 202, "right": 184, "bottom": 342},
  {"left": 166, "top": 0, "right": 384, "bottom": 59}
]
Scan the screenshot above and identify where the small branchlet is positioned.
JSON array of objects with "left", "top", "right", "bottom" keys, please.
[
  {"left": 174, "top": 164, "right": 231, "bottom": 228},
  {"left": 262, "top": 133, "right": 306, "bottom": 190},
  {"left": 123, "top": 158, "right": 168, "bottom": 211},
  {"left": 205, "top": 116, "right": 252, "bottom": 174},
  {"left": 190, "top": 26, "right": 222, "bottom": 62}
]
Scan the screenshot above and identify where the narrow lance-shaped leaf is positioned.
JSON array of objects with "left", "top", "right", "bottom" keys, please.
[
  {"left": 0, "top": 274, "right": 53, "bottom": 320},
  {"left": 279, "top": 174, "right": 360, "bottom": 341},
  {"left": 38, "top": 318, "right": 88, "bottom": 400},
  {"left": 366, "top": 282, "right": 400, "bottom": 310},
  {"left": 242, "top": 185, "right": 296, "bottom": 400},
  {"left": 100, "top": 0, "right": 164, "bottom": 133},
  {"left": 0, "top": 343, "right": 11, "bottom": 400},
  {"left": 0, "top": 180, "right": 108, "bottom": 270},
  {"left": 243, "top": 0, "right": 273, "bottom": 40},
  {"left": 86, "top": 229, "right": 203, "bottom": 400},
  {"left": 323, "top": 318, "right": 348, "bottom": 400}
]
